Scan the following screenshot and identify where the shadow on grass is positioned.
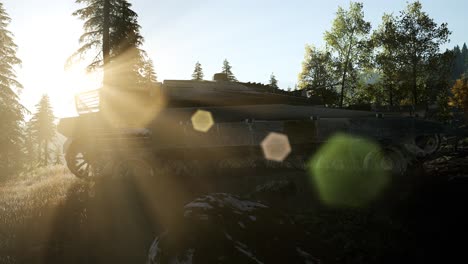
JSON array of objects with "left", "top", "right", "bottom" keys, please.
[{"left": 37, "top": 169, "right": 200, "bottom": 264}]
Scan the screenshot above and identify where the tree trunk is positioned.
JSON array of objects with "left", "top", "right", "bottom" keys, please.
[
  {"left": 101, "top": 0, "right": 111, "bottom": 112},
  {"left": 44, "top": 139, "right": 48, "bottom": 167},
  {"left": 102, "top": 0, "right": 111, "bottom": 78},
  {"left": 339, "top": 31, "right": 355, "bottom": 108},
  {"left": 339, "top": 66, "right": 347, "bottom": 108},
  {"left": 412, "top": 59, "right": 418, "bottom": 106},
  {"left": 37, "top": 141, "right": 42, "bottom": 166},
  {"left": 389, "top": 84, "right": 393, "bottom": 107}
]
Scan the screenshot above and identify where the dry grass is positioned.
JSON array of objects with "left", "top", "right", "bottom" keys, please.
[{"left": 0, "top": 166, "right": 85, "bottom": 263}]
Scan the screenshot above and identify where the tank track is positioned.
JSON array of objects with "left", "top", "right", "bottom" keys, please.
[{"left": 67, "top": 132, "right": 468, "bottom": 180}]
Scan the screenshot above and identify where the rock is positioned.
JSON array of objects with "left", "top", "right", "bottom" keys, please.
[
  {"left": 147, "top": 193, "right": 319, "bottom": 264},
  {"left": 423, "top": 155, "right": 468, "bottom": 180}
]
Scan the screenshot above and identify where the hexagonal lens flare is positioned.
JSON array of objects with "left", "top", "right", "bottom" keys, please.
[
  {"left": 308, "top": 133, "right": 390, "bottom": 207},
  {"left": 261, "top": 132, "right": 292, "bottom": 162},
  {"left": 191, "top": 110, "right": 214, "bottom": 132}
]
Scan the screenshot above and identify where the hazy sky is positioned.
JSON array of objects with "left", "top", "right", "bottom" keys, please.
[{"left": 2, "top": 0, "right": 467, "bottom": 117}]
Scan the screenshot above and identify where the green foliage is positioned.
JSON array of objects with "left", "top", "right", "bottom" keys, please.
[
  {"left": 451, "top": 43, "right": 468, "bottom": 80},
  {"left": 0, "top": 3, "right": 26, "bottom": 179},
  {"left": 298, "top": 45, "right": 339, "bottom": 105},
  {"left": 425, "top": 50, "right": 454, "bottom": 114},
  {"left": 269, "top": 72, "right": 279, "bottom": 89},
  {"left": 324, "top": 1, "right": 372, "bottom": 107},
  {"left": 221, "top": 59, "right": 237, "bottom": 82},
  {"left": 462, "top": 43, "right": 468, "bottom": 77},
  {"left": 68, "top": 0, "right": 154, "bottom": 90},
  {"left": 301, "top": 1, "right": 454, "bottom": 112},
  {"left": 349, "top": 70, "right": 384, "bottom": 106},
  {"left": 374, "top": 5, "right": 452, "bottom": 107},
  {"left": 138, "top": 57, "right": 158, "bottom": 89},
  {"left": 372, "top": 14, "right": 404, "bottom": 106},
  {"left": 192, "top": 61, "right": 204, "bottom": 81},
  {"left": 390, "top": 1, "right": 450, "bottom": 105},
  {"left": 29, "top": 95, "right": 56, "bottom": 167}
]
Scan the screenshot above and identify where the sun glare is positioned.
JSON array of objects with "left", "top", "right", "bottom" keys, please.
[
  {"left": 51, "top": 65, "right": 102, "bottom": 118},
  {"left": 65, "top": 65, "right": 102, "bottom": 93}
]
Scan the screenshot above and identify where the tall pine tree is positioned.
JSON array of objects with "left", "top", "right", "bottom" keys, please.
[
  {"left": 452, "top": 45, "right": 463, "bottom": 80},
  {"left": 0, "top": 3, "right": 26, "bottom": 178},
  {"left": 221, "top": 59, "right": 237, "bottom": 82},
  {"left": 29, "top": 95, "right": 56, "bottom": 167},
  {"left": 139, "top": 55, "right": 158, "bottom": 89},
  {"left": 68, "top": 0, "right": 151, "bottom": 90},
  {"left": 269, "top": 72, "right": 279, "bottom": 90},
  {"left": 192, "top": 61, "right": 204, "bottom": 80},
  {"left": 462, "top": 43, "right": 468, "bottom": 77},
  {"left": 23, "top": 122, "right": 38, "bottom": 170},
  {"left": 450, "top": 43, "right": 468, "bottom": 80}
]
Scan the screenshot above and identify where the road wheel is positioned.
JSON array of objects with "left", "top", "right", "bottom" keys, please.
[
  {"left": 65, "top": 139, "right": 109, "bottom": 180},
  {"left": 414, "top": 134, "right": 441, "bottom": 157},
  {"left": 363, "top": 146, "right": 408, "bottom": 175}
]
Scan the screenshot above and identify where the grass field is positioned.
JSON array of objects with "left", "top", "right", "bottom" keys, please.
[
  {"left": 0, "top": 164, "right": 198, "bottom": 263},
  {"left": 0, "top": 166, "right": 85, "bottom": 263}
]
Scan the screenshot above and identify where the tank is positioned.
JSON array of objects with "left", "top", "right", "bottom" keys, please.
[{"left": 58, "top": 74, "right": 449, "bottom": 179}]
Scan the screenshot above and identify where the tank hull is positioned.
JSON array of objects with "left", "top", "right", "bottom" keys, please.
[
  {"left": 57, "top": 79, "right": 453, "bottom": 179},
  {"left": 59, "top": 104, "right": 445, "bottom": 148}
]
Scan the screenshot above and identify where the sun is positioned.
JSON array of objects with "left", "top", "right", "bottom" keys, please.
[
  {"left": 49, "top": 64, "right": 102, "bottom": 118},
  {"left": 64, "top": 65, "right": 102, "bottom": 95}
]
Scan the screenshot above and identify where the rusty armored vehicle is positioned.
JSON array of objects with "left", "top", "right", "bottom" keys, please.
[{"left": 58, "top": 74, "right": 448, "bottom": 179}]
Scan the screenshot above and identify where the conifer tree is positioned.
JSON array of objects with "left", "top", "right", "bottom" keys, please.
[
  {"left": 29, "top": 95, "right": 56, "bottom": 167},
  {"left": 68, "top": 0, "right": 151, "bottom": 90},
  {"left": 269, "top": 73, "right": 279, "bottom": 90},
  {"left": 52, "top": 144, "right": 63, "bottom": 166},
  {"left": 452, "top": 45, "right": 463, "bottom": 80},
  {"left": 462, "top": 43, "right": 468, "bottom": 77},
  {"left": 23, "top": 122, "right": 38, "bottom": 170},
  {"left": 221, "top": 59, "right": 237, "bottom": 82},
  {"left": 139, "top": 55, "right": 158, "bottom": 89},
  {"left": 192, "top": 61, "right": 204, "bottom": 80},
  {"left": 0, "top": 3, "right": 26, "bottom": 178}
]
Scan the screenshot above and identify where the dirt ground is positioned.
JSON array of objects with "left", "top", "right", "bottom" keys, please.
[{"left": 1, "top": 154, "right": 467, "bottom": 264}]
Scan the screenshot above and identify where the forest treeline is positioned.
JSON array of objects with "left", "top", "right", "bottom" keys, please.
[
  {"left": 298, "top": 1, "right": 467, "bottom": 113},
  {"left": 0, "top": 0, "right": 467, "bottom": 179},
  {"left": 190, "top": 2, "right": 468, "bottom": 114}
]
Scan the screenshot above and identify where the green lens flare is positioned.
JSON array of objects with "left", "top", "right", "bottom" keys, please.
[{"left": 308, "top": 133, "right": 390, "bottom": 207}]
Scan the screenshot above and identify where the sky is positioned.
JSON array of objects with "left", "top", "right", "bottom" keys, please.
[{"left": 2, "top": 0, "right": 467, "bottom": 117}]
